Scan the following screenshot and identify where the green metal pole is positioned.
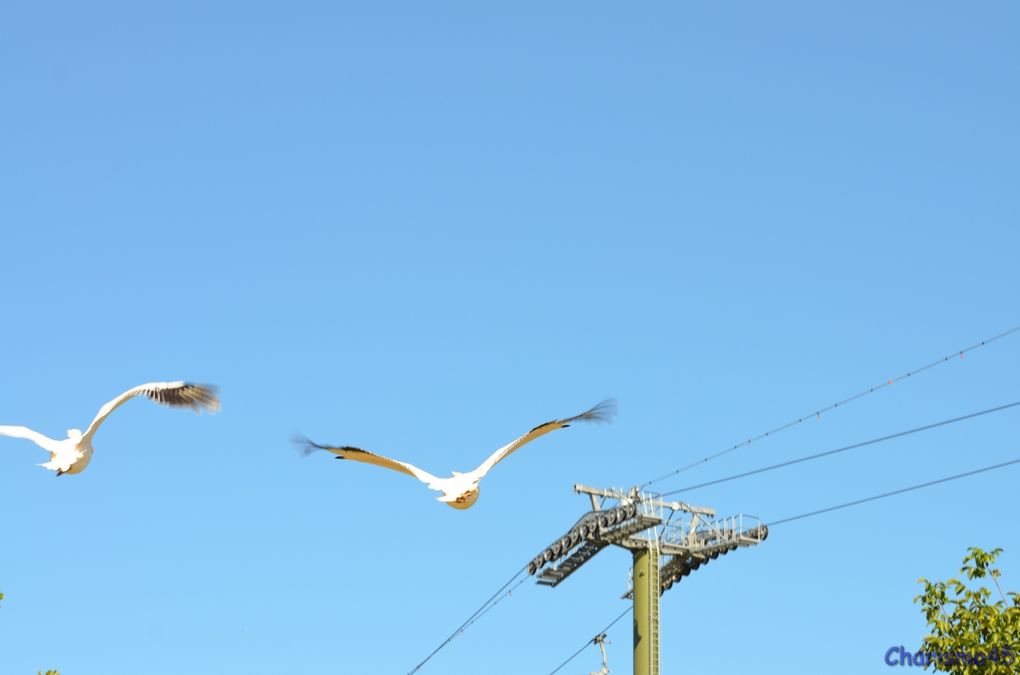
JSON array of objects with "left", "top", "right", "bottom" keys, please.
[{"left": 632, "top": 546, "right": 660, "bottom": 675}]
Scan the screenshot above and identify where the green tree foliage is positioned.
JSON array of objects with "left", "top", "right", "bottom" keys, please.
[{"left": 914, "top": 547, "right": 1020, "bottom": 673}]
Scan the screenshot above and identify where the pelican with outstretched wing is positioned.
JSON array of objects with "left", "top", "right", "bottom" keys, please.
[
  {"left": 0, "top": 381, "right": 220, "bottom": 475},
  {"left": 297, "top": 399, "right": 615, "bottom": 509}
]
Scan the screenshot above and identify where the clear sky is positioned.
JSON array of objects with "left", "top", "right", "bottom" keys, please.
[{"left": 1, "top": 2, "right": 1018, "bottom": 674}]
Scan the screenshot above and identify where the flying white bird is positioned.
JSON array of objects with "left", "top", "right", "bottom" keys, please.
[
  {"left": 297, "top": 399, "right": 616, "bottom": 509},
  {"left": 0, "top": 381, "right": 220, "bottom": 475}
]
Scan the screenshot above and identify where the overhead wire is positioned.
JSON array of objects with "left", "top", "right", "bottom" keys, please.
[
  {"left": 546, "top": 606, "right": 633, "bottom": 675},
  {"left": 767, "top": 455, "right": 1020, "bottom": 526},
  {"left": 413, "top": 327, "right": 1020, "bottom": 672},
  {"left": 641, "top": 324, "right": 1020, "bottom": 488},
  {"left": 660, "top": 399, "right": 1020, "bottom": 497},
  {"left": 439, "top": 398, "right": 1019, "bottom": 673},
  {"left": 407, "top": 564, "right": 529, "bottom": 674},
  {"left": 551, "top": 455, "right": 1020, "bottom": 674},
  {"left": 459, "top": 575, "right": 529, "bottom": 630}
]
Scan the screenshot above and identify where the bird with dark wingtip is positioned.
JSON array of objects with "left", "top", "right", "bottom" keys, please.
[
  {"left": 297, "top": 399, "right": 615, "bottom": 509},
  {"left": 0, "top": 381, "right": 220, "bottom": 475}
]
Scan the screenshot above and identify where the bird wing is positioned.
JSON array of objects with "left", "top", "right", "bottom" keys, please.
[
  {"left": 82, "top": 381, "right": 221, "bottom": 443},
  {"left": 296, "top": 437, "right": 443, "bottom": 490},
  {"left": 0, "top": 426, "right": 63, "bottom": 453},
  {"left": 470, "top": 399, "right": 617, "bottom": 480}
]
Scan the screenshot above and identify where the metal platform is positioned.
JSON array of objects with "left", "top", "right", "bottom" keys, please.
[{"left": 528, "top": 484, "right": 767, "bottom": 595}]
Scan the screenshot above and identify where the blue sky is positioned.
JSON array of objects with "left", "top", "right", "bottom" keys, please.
[{"left": 1, "top": 2, "right": 1018, "bottom": 673}]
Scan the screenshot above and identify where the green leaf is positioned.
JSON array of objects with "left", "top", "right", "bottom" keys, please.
[{"left": 915, "top": 547, "right": 1019, "bottom": 674}]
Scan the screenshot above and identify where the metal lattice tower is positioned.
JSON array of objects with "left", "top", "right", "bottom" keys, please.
[{"left": 527, "top": 485, "right": 768, "bottom": 675}]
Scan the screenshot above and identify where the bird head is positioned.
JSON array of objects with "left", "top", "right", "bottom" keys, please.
[{"left": 66, "top": 428, "right": 83, "bottom": 442}]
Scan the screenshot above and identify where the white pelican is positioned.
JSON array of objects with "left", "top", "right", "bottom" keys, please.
[
  {"left": 297, "top": 399, "right": 615, "bottom": 509},
  {"left": 0, "top": 381, "right": 220, "bottom": 475}
]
